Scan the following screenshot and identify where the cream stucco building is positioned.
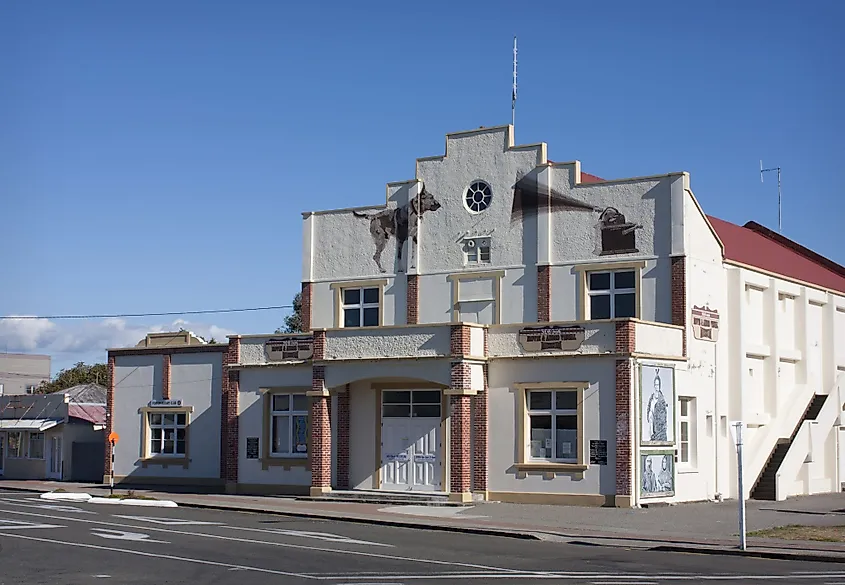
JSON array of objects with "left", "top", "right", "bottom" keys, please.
[{"left": 106, "top": 125, "right": 845, "bottom": 506}]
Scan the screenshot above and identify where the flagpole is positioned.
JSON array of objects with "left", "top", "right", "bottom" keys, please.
[{"left": 512, "top": 36, "right": 518, "bottom": 130}]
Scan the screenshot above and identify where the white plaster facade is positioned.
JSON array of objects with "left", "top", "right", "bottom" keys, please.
[{"left": 105, "top": 125, "right": 845, "bottom": 506}]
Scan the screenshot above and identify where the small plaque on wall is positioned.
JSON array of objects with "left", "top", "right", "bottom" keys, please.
[
  {"left": 518, "top": 325, "right": 585, "bottom": 352},
  {"left": 246, "top": 437, "right": 260, "bottom": 460},
  {"left": 590, "top": 440, "right": 608, "bottom": 465},
  {"left": 265, "top": 336, "right": 314, "bottom": 362}
]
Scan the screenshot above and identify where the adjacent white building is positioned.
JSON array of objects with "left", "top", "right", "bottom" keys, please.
[{"left": 106, "top": 125, "right": 845, "bottom": 506}]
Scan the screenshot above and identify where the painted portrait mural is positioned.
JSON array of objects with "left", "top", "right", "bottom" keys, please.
[
  {"left": 640, "top": 452, "right": 675, "bottom": 498},
  {"left": 640, "top": 364, "right": 675, "bottom": 446}
]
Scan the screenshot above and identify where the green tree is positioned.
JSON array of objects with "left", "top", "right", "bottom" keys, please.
[
  {"left": 38, "top": 362, "right": 110, "bottom": 394},
  {"left": 276, "top": 292, "right": 303, "bottom": 334}
]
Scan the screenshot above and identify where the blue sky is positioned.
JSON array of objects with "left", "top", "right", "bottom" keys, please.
[{"left": 1, "top": 0, "right": 842, "bottom": 374}]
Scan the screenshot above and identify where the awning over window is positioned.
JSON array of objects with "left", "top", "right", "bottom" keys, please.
[{"left": 0, "top": 419, "right": 62, "bottom": 432}]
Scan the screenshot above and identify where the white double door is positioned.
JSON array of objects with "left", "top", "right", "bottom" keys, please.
[
  {"left": 47, "top": 436, "right": 62, "bottom": 479},
  {"left": 380, "top": 390, "right": 442, "bottom": 491}
]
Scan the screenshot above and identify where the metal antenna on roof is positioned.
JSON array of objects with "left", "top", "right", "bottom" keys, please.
[
  {"left": 760, "top": 160, "right": 782, "bottom": 233},
  {"left": 512, "top": 36, "right": 518, "bottom": 132}
]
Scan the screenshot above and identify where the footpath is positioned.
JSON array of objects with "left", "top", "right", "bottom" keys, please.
[{"left": 2, "top": 479, "right": 844, "bottom": 563}]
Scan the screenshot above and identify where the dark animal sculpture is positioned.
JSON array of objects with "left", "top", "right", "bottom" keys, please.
[{"left": 353, "top": 187, "right": 442, "bottom": 273}]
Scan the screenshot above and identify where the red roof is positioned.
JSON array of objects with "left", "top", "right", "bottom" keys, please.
[
  {"left": 68, "top": 403, "right": 106, "bottom": 425},
  {"left": 580, "top": 172, "right": 604, "bottom": 184},
  {"left": 707, "top": 216, "right": 845, "bottom": 295}
]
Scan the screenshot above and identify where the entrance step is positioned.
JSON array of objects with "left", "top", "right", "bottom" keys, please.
[{"left": 296, "top": 489, "right": 471, "bottom": 507}]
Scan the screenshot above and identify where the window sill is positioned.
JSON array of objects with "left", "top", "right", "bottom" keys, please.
[
  {"left": 516, "top": 462, "right": 587, "bottom": 473},
  {"left": 261, "top": 456, "right": 310, "bottom": 471},
  {"left": 141, "top": 456, "right": 189, "bottom": 469},
  {"left": 677, "top": 466, "right": 698, "bottom": 474}
]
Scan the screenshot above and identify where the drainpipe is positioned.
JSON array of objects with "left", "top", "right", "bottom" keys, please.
[{"left": 713, "top": 345, "right": 721, "bottom": 501}]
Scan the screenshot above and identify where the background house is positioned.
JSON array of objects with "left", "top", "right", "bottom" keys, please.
[{"left": 0, "top": 382, "right": 106, "bottom": 481}]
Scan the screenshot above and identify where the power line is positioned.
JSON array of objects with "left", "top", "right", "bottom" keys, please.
[{"left": 0, "top": 305, "right": 293, "bottom": 321}]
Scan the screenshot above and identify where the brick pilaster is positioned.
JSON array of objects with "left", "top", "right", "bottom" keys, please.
[
  {"left": 537, "top": 264, "right": 551, "bottom": 322},
  {"left": 450, "top": 395, "right": 472, "bottom": 496},
  {"left": 337, "top": 385, "right": 350, "bottom": 489},
  {"left": 161, "top": 354, "right": 171, "bottom": 400},
  {"left": 615, "top": 359, "right": 633, "bottom": 499},
  {"left": 406, "top": 274, "right": 419, "bottom": 325},
  {"left": 301, "top": 282, "right": 313, "bottom": 332},
  {"left": 671, "top": 256, "right": 687, "bottom": 356},
  {"left": 310, "top": 364, "right": 331, "bottom": 494},
  {"left": 104, "top": 355, "right": 115, "bottom": 480},
  {"left": 450, "top": 324, "right": 471, "bottom": 357},
  {"left": 615, "top": 320, "right": 636, "bottom": 354},
  {"left": 221, "top": 337, "right": 240, "bottom": 489}
]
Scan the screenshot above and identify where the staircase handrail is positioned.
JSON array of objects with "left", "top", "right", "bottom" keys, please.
[
  {"left": 745, "top": 382, "right": 811, "bottom": 498},
  {"left": 775, "top": 372, "right": 845, "bottom": 501}
]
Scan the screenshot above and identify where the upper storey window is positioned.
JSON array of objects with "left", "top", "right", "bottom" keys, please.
[
  {"left": 464, "top": 181, "right": 492, "bottom": 214},
  {"left": 343, "top": 286, "right": 380, "bottom": 328},
  {"left": 587, "top": 270, "right": 636, "bottom": 319}
]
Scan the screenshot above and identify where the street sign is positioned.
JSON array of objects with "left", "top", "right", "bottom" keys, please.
[{"left": 108, "top": 432, "right": 119, "bottom": 444}]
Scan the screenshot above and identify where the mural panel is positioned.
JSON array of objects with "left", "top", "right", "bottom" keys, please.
[
  {"left": 353, "top": 186, "right": 441, "bottom": 273},
  {"left": 640, "top": 451, "right": 675, "bottom": 498},
  {"left": 640, "top": 364, "right": 675, "bottom": 446}
]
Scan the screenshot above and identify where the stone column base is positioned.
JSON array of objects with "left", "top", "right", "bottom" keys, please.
[
  {"left": 310, "top": 486, "right": 332, "bottom": 497},
  {"left": 614, "top": 495, "right": 633, "bottom": 508},
  {"left": 449, "top": 492, "right": 473, "bottom": 503}
]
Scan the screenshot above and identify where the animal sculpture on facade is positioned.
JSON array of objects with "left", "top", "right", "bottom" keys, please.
[{"left": 353, "top": 187, "right": 442, "bottom": 273}]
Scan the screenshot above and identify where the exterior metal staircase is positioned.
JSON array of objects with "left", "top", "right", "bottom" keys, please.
[{"left": 750, "top": 394, "right": 828, "bottom": 501}]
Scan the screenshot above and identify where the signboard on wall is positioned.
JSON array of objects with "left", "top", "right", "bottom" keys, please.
[
  {"left": 148, "top": 399, "right": 183, "bottom": 408},
  {"left": 265, "top": 336, "right": 314, "bottom": 362},
  {"left": 246, "top": 437, "right": 260, "bottom": 459},
  {"left": 518, "top": 325, "right": 585, "bottom": 352},
  {"left": 589, "top": 440, "right": 608, "bottom": 465},
  {"left": 691, "top": 305, "right": 720, "bottom": 342}
]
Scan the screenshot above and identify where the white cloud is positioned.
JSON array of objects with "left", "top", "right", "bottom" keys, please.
[{"left": 0, "top": 316, "right": 236, "bottom": 361}]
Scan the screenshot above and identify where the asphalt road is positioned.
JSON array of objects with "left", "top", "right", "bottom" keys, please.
[{"left": 1, "top": 490, "right": 844, "bottom": 585}]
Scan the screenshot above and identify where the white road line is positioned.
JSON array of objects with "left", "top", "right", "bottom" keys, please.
[
  {"left": 0, "top": 519, "right": 65, "bottom": 530},
  {"left": 90, "top": 528, "right": 170, "bottom": 544},
  {"left": 224, "top": 526, "right": 393, "bottom": 548},
  {"left": 591, "top": 582, "right": 657, "bottom": 585},
  {"left": 4, "top": 532, "right": 313, "bottom": 579},
  {"left": 113, "top": 514, "right": 223, "bottom": 526},
  {"left": 0, "top": 497, "right": 97, "bottom": 514},
  {"left": 0, "top": 507, "right": 524, "bottom": 574}
]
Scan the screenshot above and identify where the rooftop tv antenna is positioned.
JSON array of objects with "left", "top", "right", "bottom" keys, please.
[
  {"left": 511, "top": 36, "right": 517, "bottom": 130},
  {"left": 760, "top": 160, "right": 782, "bottom": 233}
]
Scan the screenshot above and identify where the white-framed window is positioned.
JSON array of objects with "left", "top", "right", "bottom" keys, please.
[
  {"left": 7, "top": 431, "right": 24, "bottom": 458},
  {"left": 25, "top": 385, "right": 37, "bottom": 394},
  {"left": 526, "top": 389, "right": 579, "bottom": 463},
  {"left": 148, "top": 411, "right": 187, "bottom": 456},
  {"left": 587, "top": 270, "right": 636, "bottom": 319},
  {"left": 679, "top": 397, "right": 696, "bottom": 466},
  {"left": 464, "top": 181, "right": 492, "bottom": 214},
  {"left": 465, "top": 238, "right": 491, "bottom": 265},
  {"left": 342, "top": 287, "right": 380, "bottom": 328},
  {"left": 28, "top": 432, "right": 45, "bottom": 459},
  {"left": 270, "top": 393, "right": 309, "bottom": 457}
]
